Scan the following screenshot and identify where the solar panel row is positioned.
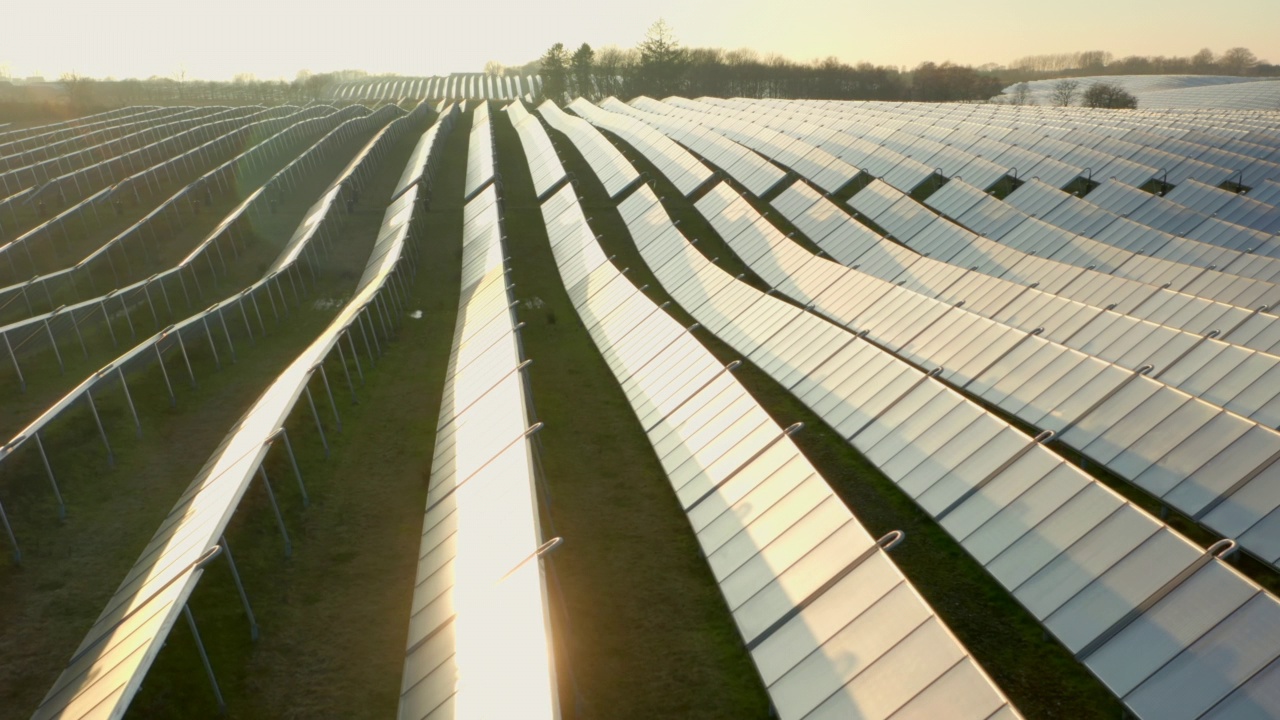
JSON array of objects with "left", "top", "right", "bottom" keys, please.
[
  {"left": 536, "top": 100, "right": 639, "bottom": 199},
  {"left": 0, "top": 107, "right": 370, "bottom": 403},
  {"left": 567, "top": 98, "right": 713, "bottom": 197},
  {"left": 599, "top": 98, "right": 787, "bottom": 196},
  {"left": 0, "top": 104, "right": 409, "bottom": 561},
  {"left": 563, "top": 95, "right": 1280, "bottom": 718},
  {"left": 331, "top": 75, "right": 543, "bottom": 103},
  {"left": 620, "top": 178, "right": 1280, "bottom": 719},
  {"left": 504, "top": 101, "right": 566, "bottom": 199},
  {"left": 0, "top": 107, "right": 158, "bottom": 148},
  {"left": 646, "top": 97, "right": 864, "bottom": 194},
  {"left": 645, "top": 98, "right": 1280, "bottom": 573},
  {"left": 31, "top": 101, "right": 443, "bottom": 720},
  {"left": 759, "top": 180, "right": 1280, "bottom": 440},
  {"left": 0, "top": 106, "right": 212, "bottom": 177},
  {"left": 464, "top": 102, "right": 496, "bottom": 200},
  {"left": 698, "top": 97, "right": 1280, "bottom": 198},
  {"left": 398, "top": 180, "right": 558, "bottom": 720},
  {"left": 527, "top": 146, "right": 1022, "bottom": 716},
  {"left": 712, "top": 179, "right": 1280, "bottom": 572},
  {"left": 0, "top": 105, "right": 335, "bottom": 288},
  {"left": 0, "top": 107, "right": 246, "bottom": 199},
  {"left": 918, "top": 179, "right": 1280, "bottom": 313}
]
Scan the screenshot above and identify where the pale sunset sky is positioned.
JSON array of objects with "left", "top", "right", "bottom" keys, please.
[{"left": 4, "top": 0, "right": 1277, "bottom": 80}]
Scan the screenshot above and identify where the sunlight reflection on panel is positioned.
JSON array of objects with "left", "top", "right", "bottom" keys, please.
[
  {"left": 531, "top": 164, "right": 1020, "bottom": 719},
  {"left": 35, "top": 101, "right": 449, "bottom": 720},
  {"left": 399, "top": 158, "right": 557, "bottom": 718}
]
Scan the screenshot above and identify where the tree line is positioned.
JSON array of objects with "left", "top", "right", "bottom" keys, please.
[
  {"left": 500, "top": 22, "right": 1277, "bottom": 106},
  {"left": 0, "top": 68, "right": 371, "bottom": 120},
  {"left": 509, "top": 20, "right": 1003, "bottom": 105},
  {"left": 1002, "top": 47, "right": 1275, "bottom": 83}
]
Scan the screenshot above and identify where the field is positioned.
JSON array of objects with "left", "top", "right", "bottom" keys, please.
[{"left": 2, "top": 92, "right": 1280, "bottom": 720}]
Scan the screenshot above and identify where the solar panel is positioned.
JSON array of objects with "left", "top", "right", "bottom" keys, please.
[
  {"left": 463, "top": 102, "right": 495, "bottom": 200},
  {"left": 541, "top": 181, "right": 1021, "bottom": 720},
  {"left": 615, "top": 181, "right": 1280, "bottom": 719},
  {"left": 0, "top": 107, "right": 367, "bottom": 413},
  {"left": 698, "top": 180, "right": 1280, "bottom": 573},
  {"left": 599, "top": 98, "right": 786, "bottom": 196},
  {"left": 567, "top": 99, "right": 712, "bottom": 197},
  {"left": 398, "top": 185, "right": 557, "bottom": 720},
  {"left": 32, "top": 106, "right": 442, "bottom": 720},
  {"left": 537, "top": 101, "right": 639, "bottom": 199},
  {"left": 504, "top": 102, "right": 566, "bottom": 199}
]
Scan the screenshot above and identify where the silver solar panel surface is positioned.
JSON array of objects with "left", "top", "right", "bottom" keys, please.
[
  {"left": 539, "top": 173, "right": 1022, "bottom": 719},
  {"left": 666, "top": 181, "right": 1280, "bottom": 719},
  {"left": 33, "top": 108, "right": 437, "bottom": 720},
  {"left": 537, "top": 100, "right": 639, "bottom": 198},
  {"left": 398, "top": 186, "right": 558, "bottom": 720}
]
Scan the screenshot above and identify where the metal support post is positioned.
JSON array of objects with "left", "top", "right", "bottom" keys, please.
[
  {"left": 303, "top": 385, "right": 329, "bottom": 458},
  {"left": 4, "top": 335, "right": 25, "bottom": 393},
  {"left": 175, "top": 331, "right": 198, "bottom": 388},
  {"left": 315, "top": 364, "right": 342, "bottom": 431},
  {"left": 275, "top": 429, "right": 310, "bottom": 508},
  {"left": 84, "top": 390, "right": 114, "bottom": 467},
  {"left": 219, "top": 535, "right": 259, "bottom": 641},
  {"left": 33, "top": 432, "right": 67, "bottom": 520},
  {"left": 116, "top": 367, "right": 143, "bottom": 436},
  {"left": 257, "top": 465, "right": 292, "bottom": 557},
  {"left": 182, "top": 605, "right": 227, "bottom": 715}
]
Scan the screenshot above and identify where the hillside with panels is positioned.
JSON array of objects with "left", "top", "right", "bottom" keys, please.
[
  {"left": 1004, "top": 75, "right": 1280, "bottom": 110},
  {"left": 1, "top": 93, "right": 1280, "bottom": 720}
]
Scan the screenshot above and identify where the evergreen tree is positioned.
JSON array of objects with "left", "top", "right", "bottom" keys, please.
[
  {"left": 572, "top": 43, "right": 595, "bottom": 100},
  {"left": 636, "top": 19, "right": 687, "bottom": 98},
  {"left": 540, "top": 43, "right": 569, "bottom": 104}
]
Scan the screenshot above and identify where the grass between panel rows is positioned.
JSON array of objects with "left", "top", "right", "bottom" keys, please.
[
  {"left": 124, "top": 111, "right": 458, "bottom": 718},
  {"left": 493, "top": 108, "right": 774, "bottom": 719},
  {"left": 0, "top": 114, "right": 426, "bottom": 718},
  {"left": 556, "top": 118, "right": 1125, "bottom": 719},
  {"left": 0, "top": 124, "right": 372, "bottom": 444}
]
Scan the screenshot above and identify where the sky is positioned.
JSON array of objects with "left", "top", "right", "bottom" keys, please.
[{"left": 3, "top": 0, "right": 1278, "bottom": 81}]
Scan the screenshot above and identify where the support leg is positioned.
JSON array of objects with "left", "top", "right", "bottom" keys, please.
[
  {"left": 257, "top": 465, "right": 292, "bottom": 557},
  {"left": 183, "top": 605, "right": 227, "bottom": 715}
]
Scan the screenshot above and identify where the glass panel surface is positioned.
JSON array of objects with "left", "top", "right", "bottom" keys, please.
[
  {"left": 1125, "top": 595, "right": 1280, "bottom": 720},
  {"left": 1085, "top": 561, "right": 1256, "bottom": 698},
  {"left": 1045, "top": 529, "right": 1201, "bottom": 653},
  {"left": 1014, "top": 505, "right": 1158, "bottom": 620}
]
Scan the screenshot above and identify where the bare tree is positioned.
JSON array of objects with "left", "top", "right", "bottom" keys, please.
[
  {"left": 1050, "top": 78, "right": 1080, "bottom": 107},
  {"left": 593, "top": 45, "right": 634, "bottom": 98},
  {"left": 173, "top": 66, "right": 188, "bottom": 101},
  {"left": 1220, "top": 47, "right": 1259, "bottom": 76},
  {"left": 60, "top": 71, "right": 95, "bottom": 109},
  {"left": 1082, "top": 81, "right": 1137, "bottom": 109},
  {"left": 1078, "top": 51, "right": 1111, "bottom": 70},
  {"left": 1191, "top": 48, "right": 1216, "bottom": 73},
  {"left": 1010, "top": 81, "right": 1032, "bottom": 105}
]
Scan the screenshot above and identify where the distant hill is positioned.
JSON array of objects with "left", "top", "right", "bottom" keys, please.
[{"left": 1002, "top": 74, "right": 1280, "bottom": 109}]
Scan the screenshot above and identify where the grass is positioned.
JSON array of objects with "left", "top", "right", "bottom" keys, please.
[
  {"left": 0, "top": 122, "right": 380, "bottom": 445},
  {"left": 557, "top": 120, "right": 1126, "bottom": 719},
  {"left": 0, "top": 113, "right": 275, "bottom": 254},
  {"left": 0, "top": 117, "right": 334, "bottom": 320},
  {"left": 493, "top": 110, "right": 774, "bottom": 719},
  {"left": 0, "top": 113, "right": 425, "bottom": 719},
  {"left": 123, "top": 112, "right": 454, "bottom": 719},
  {"left": 5, "top": 99, "right": 1264, "bottom": 720}
]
